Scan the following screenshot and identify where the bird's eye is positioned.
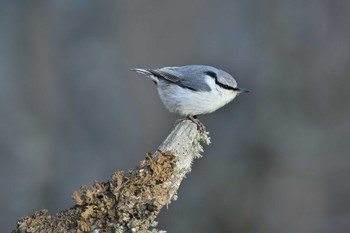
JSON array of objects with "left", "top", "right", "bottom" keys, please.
[{"left": 204, "top": 71, "right": 217, "bottom": 79}]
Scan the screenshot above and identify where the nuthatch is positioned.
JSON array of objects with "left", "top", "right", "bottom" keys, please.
[{"left": 131, "top": 65, "right": 249, "bottom": 126}]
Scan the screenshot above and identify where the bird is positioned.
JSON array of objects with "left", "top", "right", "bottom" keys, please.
[{"left": 130, "top": 65, "right": 249, "bottom": 129}]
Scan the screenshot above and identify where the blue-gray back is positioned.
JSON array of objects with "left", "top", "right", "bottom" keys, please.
[{"left": 150, "top": 65, "right": 237, "bottom": 92}]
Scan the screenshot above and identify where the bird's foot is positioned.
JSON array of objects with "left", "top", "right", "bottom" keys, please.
[
  {"left": 174, "top": 115, "right": 206, "bottom": 133},
  {"left": 174, "top": 116, "right": 210, "bottom": 146},
  {"left": 187, "top": 115, "right": 206, "bottom": 133}
]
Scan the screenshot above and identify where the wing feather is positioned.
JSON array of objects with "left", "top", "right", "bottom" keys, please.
[{"left": 150, "top": 67, "right": 211, "bottom": 91}]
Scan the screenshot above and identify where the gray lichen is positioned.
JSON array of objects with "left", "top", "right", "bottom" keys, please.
[{"left": 13, "top": 120, "right": 209, "bottom": 233}]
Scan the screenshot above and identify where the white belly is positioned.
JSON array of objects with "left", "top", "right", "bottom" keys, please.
[{"left": 157, "top": 77, "right": 237, "bottom": 116}]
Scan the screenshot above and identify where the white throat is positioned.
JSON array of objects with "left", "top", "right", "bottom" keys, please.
[{"left": 156, "top": 76, "right": 238, "bottom": 116}]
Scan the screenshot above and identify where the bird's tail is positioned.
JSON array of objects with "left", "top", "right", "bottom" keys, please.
[
  {"left": 130, "top": 68, "right": 158, "bottom": 83},
  {"left": 130, "top": 68, "right": 152, "bottom": 75}
]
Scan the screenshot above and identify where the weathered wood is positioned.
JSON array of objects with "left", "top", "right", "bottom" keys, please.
[{"left": 13, "top": 119, "right": 210, "bottom": 233}]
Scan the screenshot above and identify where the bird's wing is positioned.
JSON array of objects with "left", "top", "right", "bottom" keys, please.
[{"left": 149, "top": 67, "right": 211, "bottom": 92}]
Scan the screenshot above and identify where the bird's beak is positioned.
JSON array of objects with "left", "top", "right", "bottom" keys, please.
[{"left": 234, "top": 87, "right": 251, "bottom": 93}]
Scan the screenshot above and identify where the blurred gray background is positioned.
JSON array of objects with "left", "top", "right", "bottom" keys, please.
[{"left": 1, "top": 0, "right": 350, "bottom": 232}]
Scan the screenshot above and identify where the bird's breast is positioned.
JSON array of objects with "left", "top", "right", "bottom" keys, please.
[{"left": 157, "top": 79, "right": 237, "bottom": 116}]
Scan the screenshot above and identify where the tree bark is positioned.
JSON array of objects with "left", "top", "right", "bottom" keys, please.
[{"left": 13, "top": 119, "right": 210, "bottom": 233}]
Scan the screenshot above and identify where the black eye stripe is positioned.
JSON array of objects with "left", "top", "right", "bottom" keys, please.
[
  {"left": 204, "top": 71, "right": 234, "bottom": 91},
  {"left": 204, "top": 71, "right": 217, "bottom": 79}
]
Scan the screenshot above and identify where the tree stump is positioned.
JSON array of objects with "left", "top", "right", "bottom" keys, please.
[{"left": 13, "top": 119, "right": 210, "bottom": 233}]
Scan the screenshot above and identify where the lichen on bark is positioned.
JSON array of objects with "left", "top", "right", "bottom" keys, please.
[{"left": 13, "top": 119, "right": 210, "bottom": 233}]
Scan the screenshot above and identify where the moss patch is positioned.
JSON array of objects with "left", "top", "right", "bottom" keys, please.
[{"left": 14, "top": 151, "right": 176, "bottom": 233}]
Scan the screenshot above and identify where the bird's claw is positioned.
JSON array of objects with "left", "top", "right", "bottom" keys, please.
[
  {"left": 174, "top": 116, "right": 206, "bottom": 133},
  {"left": 187, "top": 115, "right": 206, "bottom": 133}
]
